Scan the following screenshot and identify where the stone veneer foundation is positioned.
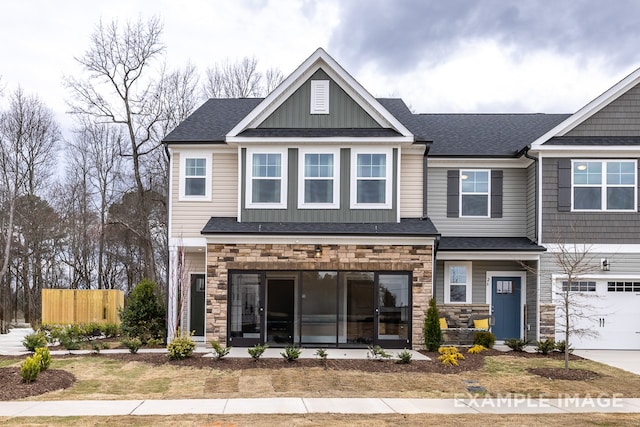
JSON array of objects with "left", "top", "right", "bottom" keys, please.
[
  {"left": 205, "top": 243, "right": 433, "bottom": 349},
  {"left": 539, "top": 303, "right": 556, "bottom": 340}
]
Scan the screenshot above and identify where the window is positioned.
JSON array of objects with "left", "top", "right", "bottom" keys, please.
[
  {"left": 179, "top": 152, "right": 210, "bottom": 201},
  {"left": 298, "top": 148, "right": 340, "bottom": 208},
  {"left": 310, "top": 80, "right": 329, "bottom": 114},
  {"left": 246, "top": 148, "right": 288, "bottom": 208},
  {"left": 608, "top": 281, "right": 640, "bottom": 292},
  {"left": 350, "top": 148, "right": 393, "bottom": 209},
  {"left": 572, "top": 160, "right": 636, "bottom": 211},
  {"left": 562, "top": 281, "right": 596, "bottom": 292},
  {"left": 444, "top": 262, "right": 472, "bottom": 304},
  {"left": 460, "top": 170, "right": 490, "bottom": 216}
]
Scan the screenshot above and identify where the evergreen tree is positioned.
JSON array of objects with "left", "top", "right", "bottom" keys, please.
[
  {"left": 424, "top": 298, "right": 443, "bottom": 351},
  {"left": 119, "top": 279, "right": 166, "bottom": 343}
]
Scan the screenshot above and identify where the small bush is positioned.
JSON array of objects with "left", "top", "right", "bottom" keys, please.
[
  {"left": 504, "top": 338, "right": 529, "bottom": 352},
  {"left": 468, "top": 344, "right": 487, "bottom": 354},
  {"left": 23, "top": 332, "right": 48, "bottom": 352},
  {"left": 555, "top": 340, "right": 574, "bottom": 354},
  {"left": 167, "top": 333, "right": 196, "bottom": 360},
  {"left": 103, "top": 323, "right": 121, "bottom": 338},
  {"left": 396, "top": 349, "right": 413, "bottom": 364},
  {"left": 423, "top": 298, "right": 443, "bottom": 352},
  {"left": 281, "top": 345, "right": 301, "bottom": 362},
  {"left": 473, "top": 331, "right": 496, "bottom": 349},
  {"left": 367, "top": 345, "right": 392, "bottom": 361},
  {"left": 146, "top": 337, "right": 165, "bottom": 347},
  {"left": 248, "top": 344, "right": 268, "bottom": 360},
  {"left": 91, "top": 341, "right": 110, "bottom": 354},
  {"left": 535, "top": 338, "right": 556, "bottom": 355},
  {"left": 210, "top": 341, "right": 231, "bottom": 359},
  {"left": 21, "top": 354, "right": 42, "bottom": 383},
  {"left": 438, "top": 346, "right": 465, "bottom": 366},
  {"left": 122, "top": 338, "right": 142, "bottom": 354},
  {"left": 315, "top": 348, "right": 328, "bottom": 360},
  {"left": 119, "top": 279, "right": 166, "bottom": 344},
  {"left": 35, "top": 347, "right": 51, "bottom": 371}
]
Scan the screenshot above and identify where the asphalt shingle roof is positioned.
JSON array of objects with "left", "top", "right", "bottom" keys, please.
[
  {"left": 437, "top": 236, "right": 546, "bottom": 252},
  {"left": 201, "top": 217, "right": 439, "bottom": 236}
]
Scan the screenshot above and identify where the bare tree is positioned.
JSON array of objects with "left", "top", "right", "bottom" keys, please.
[
  {"left": 203, "top": 56, "right": 283, "bottom": 98},
  {"left": 65, "top": 17, "right": 166, "bottom": 283}
]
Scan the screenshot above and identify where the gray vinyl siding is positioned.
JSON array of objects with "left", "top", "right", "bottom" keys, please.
[
  {"left": 259, "top": 69, "right": 380, "bottom": 129},
  {"left": 566, "top": 83, "right": 640, "bottom": 136},
  {"left": 428, "top": 167, "right": 528, "bottom": 236},
  {"left": 541, "top": 157, "right": 640, "bottom": 243},
  {"left": 526, "top": 163, "right": 536, "bottom": 241},
  {"left": 241, "top": 148, "right": 397, "bottom": 222},
  {"left": 435, "top": 260, "right": 527, "bottom": 304},
  {"left": 525, "top": 263, "right": 537, "bottom": 341},
  {"left": 539, "top": 251, "right": 640, "bottom": 303}
]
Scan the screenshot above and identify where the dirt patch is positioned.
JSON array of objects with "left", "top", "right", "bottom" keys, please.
[
  {"left": 527, "top": 367, "right": 601, "bottom": 381},
  {"left": 0, "top": 367, "right": 75, "bottom": 400}
]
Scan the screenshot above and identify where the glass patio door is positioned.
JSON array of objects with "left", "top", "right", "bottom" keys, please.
[
  {"left": 228, "top": 273, "right": 263, "bottom": 346},
  {"left": 376, "top": 274, "right": 410, "bottom": 347}
]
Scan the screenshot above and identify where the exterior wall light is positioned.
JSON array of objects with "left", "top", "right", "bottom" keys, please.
[
  {"left": 601, "top": 258, "right": 610, "bottom": 271},
  {"left": 314, "top": 245, "right": 323, "bottom": 258}
]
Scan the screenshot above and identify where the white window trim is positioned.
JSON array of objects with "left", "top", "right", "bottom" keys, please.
[
  {"left": 350, "top": 147, "right": 393, "bottom": 209},
  {"left": 310, "top": 80, "right": 330, "bottom": 114},
  {"left": 178, "top": 151, "right": 211, "bottom": 201},
  {"left": 444, "top": 261, "right": 472, "bottom": 304},
  {"left": 245, "top": 147, "right": 288, "bottom": 209},
  {"left": 459, "top": 169, "right": 491, "bottom": 218},
  {"left": 298, "top": 147, "right": 340, "bottom": 209},
  {"left": 571, "top": 159, "right": 637, "bottom": 212}
]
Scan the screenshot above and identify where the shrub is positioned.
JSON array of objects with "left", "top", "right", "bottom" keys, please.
[
  {"left": 555, "top": 340, "right": 574, "bottom": 354},
  {"left": 315, "top": 348, "right": 328, "bottom": 360},
  {"left": 103, "top": 323, "right": 121, "bottom": 338},
  {"left": 146, "top": 337, "right": 165, "bottom": 347},
  {"left": 367, "top": 345, "right": 391, "bottom": 361},
  {"left": 248, "top": 344, "right": 268, "bottom": 360},
  {"left": 167, "top": 333, "right": 196, "bottom": 360},
  {"left": 21, "top": 354, "right": 42, "bottom": 383},
  {"left": 423, "top": 298, "right": 443, "bottom": 352},
  {"left": 468, "top": 344, "right": 487, "bottom": 354},
  {"left": 438, "top": 346, "right": 465, "bottom": 366},
  {"left": 40, "top": 324, "right": 64, "bottom": 344},
  {"left": 119, "top": 279, "right": 166, "bottom": 344},
  {"left": 504, "top": 338, "right": 529, "bottom": 352},
  {"left": 210, "top": 341, "right": 231, "bottom": 360},
  {"left": 281, "top": 345, "right": 301, "bottom": 362},
  {"left": 35, "top": 347, "right": 51, "bottom": 371},
  {"left": 535, "top": 338, "right": 556, "bottom": 355},
  {"left": 473, "top": 331, "right": 496, "bottom": 349},
  {"left": 396, "top": 349, "right": 413, "bottom": 364},
  {"left": 122, "top": 338, "right": 142, "bottom": 354},
  {"left": 23, "top": 332, "right": 48, "bottom": 352},
  {"left": 91, "top": 341, "right": 110, "bottom": 354}
]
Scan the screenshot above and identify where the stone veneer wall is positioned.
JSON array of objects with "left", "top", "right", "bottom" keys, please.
[
  {"left": 438, "top": 304, "right": 490, "bottom": 328},
  {"left": 539, "top": 303, "right": 555, "bottom": 340},
  {"left": 206, "top": 243, "right": 433, "bottom": 349}
]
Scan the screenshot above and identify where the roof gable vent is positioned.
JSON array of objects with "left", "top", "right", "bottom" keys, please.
[{"left": 310, "top": 80, "right": 329, "bottom": 114}]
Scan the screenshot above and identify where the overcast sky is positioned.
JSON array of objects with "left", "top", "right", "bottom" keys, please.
[{"left": 2, "top": 0, "right": 640, "bottom": 140}]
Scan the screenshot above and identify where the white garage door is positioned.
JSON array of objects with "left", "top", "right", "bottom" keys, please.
[{"left": 555, "top": 280, "right": 640, "bottom": 350}]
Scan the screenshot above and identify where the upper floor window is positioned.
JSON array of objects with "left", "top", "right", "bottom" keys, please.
[
  {"left": 246, "top": 148, "right": 288, "bottom": 209},
  {"left": 179, "top": 153, "right": 210, "bottom": 201},
  {"left": 298, "top": 148, "right": 340, "bottom": 209},
  {"left": 444, "top": 262, "right": 472, "bottom": 304},
  {"left": 350, "top": 148, "right": 393, "bottom": 209},
  {"left": 460, "top": 170, "right": 490, "bottom": 217},
  {"left": 572, "top": 160, "right": 636, "bottom": 211}
]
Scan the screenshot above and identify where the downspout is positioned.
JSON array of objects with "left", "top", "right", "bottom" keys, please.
[{"left": 164, "top": 143, "right": 171, "bottom": 343}]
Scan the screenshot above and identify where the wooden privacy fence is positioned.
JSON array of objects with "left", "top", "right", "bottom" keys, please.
[{"left": 41, "top": 289, "right": 124, "bottom": 325}]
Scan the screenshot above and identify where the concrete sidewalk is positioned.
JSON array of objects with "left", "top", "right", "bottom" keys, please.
[{"left": 1, "top": 397, "right": 639, "bottom": 417}]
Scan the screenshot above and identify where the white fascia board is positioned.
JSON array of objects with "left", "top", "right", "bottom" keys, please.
[
  {"left": 436, "top": 251, "right": 541, "bottom": 261},
  {"left": 226, "top": 48, "right": 414, "bottom": 139},
  {"left": 542, "top": 243, "right": 640, "bottom": 253},
  {"left": 531, "top": 146, "right": 640, "bottom": 156},
  {"left": 169, "top": 144, "right": 236, "bottom": 154},
  {"left": 427, "top": 157, "right": 531, "bottom": 168},
  {"left": 204, "top": 235, "right": 435, "bottom": 246},
  {"left": 169, "top": 237, "right": 207, "bottom": 249},
  {"left": 226, "top": 136, "right": 414, "bottom": 145},
  {"left": 530, "top": 67, "right": 640, "bottom": 150}
]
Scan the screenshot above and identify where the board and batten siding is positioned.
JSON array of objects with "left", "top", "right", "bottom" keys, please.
[
  {"left": 427, "top": 167, "right": 528, "bottom": 236},
  {"left": 259, "top": 69, "right": 380, "bottom": 129},
  {"left": 400, "top": 152, "right": 423, "bottom": 218},
  {"left": 566, "top": 83, "right": 640, "bottom": 136},
  {"left": 170, "top": 150, "right": 238, "bottom": 238},
  {"left": 541, "top": 157, "right": 640, "bottom": 243}
]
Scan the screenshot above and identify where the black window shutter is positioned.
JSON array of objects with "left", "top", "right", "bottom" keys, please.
[
  {"left": 557, "top": 159, "right": 571, "bottom": 212},
  {"left": 491, "top": 170, "right": 503, "bottom": 218},
  {"left": 447, "top": 170, "right": 459, "bottom": 218}
]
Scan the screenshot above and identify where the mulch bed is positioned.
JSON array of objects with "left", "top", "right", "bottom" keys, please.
[{"left": 0, "top": 349, "right": 589, "bottom": 400}]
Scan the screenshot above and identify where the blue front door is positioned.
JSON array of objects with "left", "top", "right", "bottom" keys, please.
[{"left": 491, "top": 277, "right": 521, "bottom": 340}]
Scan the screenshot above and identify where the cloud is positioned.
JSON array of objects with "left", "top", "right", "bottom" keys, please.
[{"left": 329, "top": 0, "right": 640, "bottom": 73}]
